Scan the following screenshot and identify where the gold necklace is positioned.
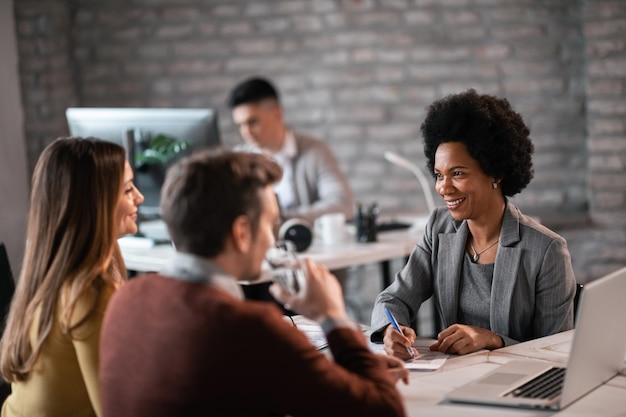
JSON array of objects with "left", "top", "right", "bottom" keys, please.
[{"left": 469, "top": 239, "right": 499, "bottom": 263}]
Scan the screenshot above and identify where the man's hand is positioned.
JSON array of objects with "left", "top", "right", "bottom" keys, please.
[
  {"left": 429, "top": 324, "right": 503, "bottom": 355},
  {"left": 376, "top": 353, "right": 409, "bottom": 385},
  {"left": 269, "top": 258, "right": 347, "bottom": 322}
]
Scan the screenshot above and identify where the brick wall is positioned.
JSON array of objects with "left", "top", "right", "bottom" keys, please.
[
  {"left": 571, "top": 0, "right": 626, "bottom": 279},
  {"left": 12, "top": 0, "right": 626, "bottom": 281},
  {"left": 14, "top": 0, "right": 78, "bottom": 173}
]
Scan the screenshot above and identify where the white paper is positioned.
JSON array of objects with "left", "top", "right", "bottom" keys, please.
[
  {"left": 297, "top": 324, "right": 328, "bottom": 350},
  {"left": 369, "top": 338, "right": 450, "bottom": 371}
]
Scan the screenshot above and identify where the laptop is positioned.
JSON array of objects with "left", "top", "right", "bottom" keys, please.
[{"left": 445, "top": 266, "right": 626, "bottom": 410}]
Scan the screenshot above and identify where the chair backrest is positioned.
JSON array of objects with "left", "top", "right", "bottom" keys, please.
[
  {"left": 573, "top": 283, "right": 584, "bottom": 326},
  {"left": 0, "top": 243, "right": 16, "bottom": 401},
  {"left": 0, "top": 242, "right": 16, "bottom": 328}
]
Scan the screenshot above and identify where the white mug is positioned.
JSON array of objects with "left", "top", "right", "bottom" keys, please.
[{"left": 316, "top": 212, "right": 346, "bottom": 245}]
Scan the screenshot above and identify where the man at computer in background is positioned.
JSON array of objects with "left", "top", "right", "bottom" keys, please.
[
  {"left": 228, "top": 76, "right": 354, "bottom": 225},
  {"left": 228, "top": 77, "right": 359, "bottom": 315},
  {"left": 99, "top": 149, "right": 408, "bottom": 417}
]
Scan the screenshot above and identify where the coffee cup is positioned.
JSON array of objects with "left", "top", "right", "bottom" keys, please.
[{"left": 316, "top": 212, "right": 346, "bottom": 245}]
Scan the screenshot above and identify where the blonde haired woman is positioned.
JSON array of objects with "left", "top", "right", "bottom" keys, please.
[{"left": 1, "top": 137, "right": 143, "bottom": 416}]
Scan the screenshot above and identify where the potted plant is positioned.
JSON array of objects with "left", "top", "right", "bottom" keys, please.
[{"left": 135, "top": 134, "right": 189, "bottom": 186}]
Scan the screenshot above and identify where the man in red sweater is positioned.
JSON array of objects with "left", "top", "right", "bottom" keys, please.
[{"left": 99, "top": 149, "right": 408, "bottom": 417}]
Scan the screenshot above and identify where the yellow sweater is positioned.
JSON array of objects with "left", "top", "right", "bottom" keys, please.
[{"left": 2, "top": 283, "right": 115, "bottom": 417}]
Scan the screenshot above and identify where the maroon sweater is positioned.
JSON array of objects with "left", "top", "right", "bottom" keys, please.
[{"left": 99, "top": 274, "right": 406, "bottom": 417}]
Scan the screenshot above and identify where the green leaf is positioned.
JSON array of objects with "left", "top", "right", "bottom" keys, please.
[{"left": 135, "top": 134, "right": 189, "bottom": 166}]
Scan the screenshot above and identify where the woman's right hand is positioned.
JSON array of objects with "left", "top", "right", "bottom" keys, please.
[{"left": 383, "top": 323, "right": 417, "bottom": 360}]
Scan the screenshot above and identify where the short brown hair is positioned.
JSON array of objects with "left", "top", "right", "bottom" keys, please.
[{"left": 160, "top": 148, "right": 282, "bottom": 257}]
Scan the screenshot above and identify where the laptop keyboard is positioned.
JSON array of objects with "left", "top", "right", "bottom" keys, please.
[{"left": 508, "top": 367, "right": 566, "bottom": 400}]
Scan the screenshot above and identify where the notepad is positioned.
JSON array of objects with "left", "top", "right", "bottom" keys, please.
[
  {"left": 289, "top": 316, "right": 369, "bottom": 351},
  {"left": 297, "top": 324, "right": 329, "bottom": 350},
  {"left": 369, "top": 338, "right": 449, "bottom": 371},
  {"left": 297, "top": 323, "right": 371, "bottom": 351}
]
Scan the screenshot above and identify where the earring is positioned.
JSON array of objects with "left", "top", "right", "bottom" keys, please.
[{"left": 492, "top": 182, "right": 498, "bottom": 189}]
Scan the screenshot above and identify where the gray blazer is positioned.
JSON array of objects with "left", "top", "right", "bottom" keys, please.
[
  {"left": 280, "top": 132, "right": 354, "bottom": 224},
  {"left": 371, "top": 201, "right": 576, "bottom": 346}
]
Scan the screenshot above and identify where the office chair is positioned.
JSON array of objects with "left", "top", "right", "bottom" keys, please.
[
  {"left": 0, "top": 242, "right": 15, "bottom": 325},
  {"left": 0, "top": 242, "right": 16, "bottom": 402},
  {"left": 0, "top": 242, "right": 15, "bottom": 309}
]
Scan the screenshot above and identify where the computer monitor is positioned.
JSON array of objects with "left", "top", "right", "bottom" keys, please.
[{"left": 66, "top": 107, "right": 221, "bottom": 218}]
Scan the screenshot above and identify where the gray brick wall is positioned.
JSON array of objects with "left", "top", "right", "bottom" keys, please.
[
  {"left": 575, "top": 0, "right": 626, "bottom": 279},
  {"left": 15, "top": 0, "right": 78, "bottom": 171},
  {"left": 12, "top": 0, "right": 626, "bottom": 282}
]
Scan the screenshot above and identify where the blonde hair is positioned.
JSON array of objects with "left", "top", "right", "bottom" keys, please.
[{"left": 0, "top": 137, "right": 127, "bottom": 382}]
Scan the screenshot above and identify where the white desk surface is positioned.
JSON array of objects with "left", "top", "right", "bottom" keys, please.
[
  {"left": 119, "top": 219, "right": 424, "bottom": 273},
  {"left": 291, "top": 319, "right": 626, "bottom": 416},
  {"left": 489, "top": 329, "right": 575, "bottom": 365},
  {"left": 399, "top": 330, "right": 626, "bottom": 416},
  {"left": 302, "top": 227, "right": 421, "bottom": 270}
]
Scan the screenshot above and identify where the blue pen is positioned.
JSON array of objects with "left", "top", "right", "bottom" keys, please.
[{"left": 384, "top": 306, "right": 415, "bottom": 359}]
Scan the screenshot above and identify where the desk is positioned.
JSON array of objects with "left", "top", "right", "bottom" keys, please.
[
  {"left": 119, "top": 220, "right": 424, "bottom": 288},
  {"left": 397, "top": 330, "right": 626, "bottom": 416},
  {"left": 294, "top": 318, "right": 625, "bottom": 415}
]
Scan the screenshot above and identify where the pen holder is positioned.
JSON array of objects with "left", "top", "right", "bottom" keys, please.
[{"left": 355, "top": 203, "right": 378, "bottom": 243}]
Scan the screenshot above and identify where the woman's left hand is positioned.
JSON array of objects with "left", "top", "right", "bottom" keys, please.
[{"left": 429, "top": 324, "right": 504, "bottom": 355}]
